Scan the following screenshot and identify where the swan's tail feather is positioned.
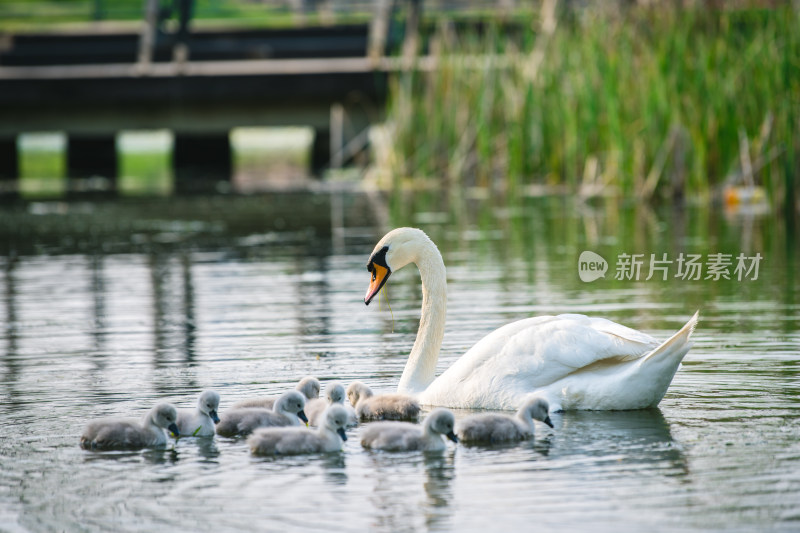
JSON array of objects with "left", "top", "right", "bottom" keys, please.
[{"left": 640, "top": 311, "right": 699, "bottom": 366}]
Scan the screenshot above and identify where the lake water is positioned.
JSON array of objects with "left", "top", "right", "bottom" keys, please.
[{"left": 0, "top": 192, "right": 798, "bottom": 532}]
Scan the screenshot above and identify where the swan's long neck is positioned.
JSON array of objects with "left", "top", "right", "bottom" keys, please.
[{"left": 397, "top": 241, "right": 446, "bottom": 394}]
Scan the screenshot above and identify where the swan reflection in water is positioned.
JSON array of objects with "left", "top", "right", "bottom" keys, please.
[
  {"left": 191, "top": 436, "right": 221, "bottom": 463},
  {"left": 366, "top": 448, "right": 457, "bottom": 532},
  {"left": 80, "top": 434, "right": 221, "bottom": 466},
  {"left": 320, "top": 453, "right": 348, "bottom": 486},
  {"left": 550, "top": 408, "right": 688, "bottom": 475},
  {"left": 423, "top": 450, "right": 456, "bottom": 530}
]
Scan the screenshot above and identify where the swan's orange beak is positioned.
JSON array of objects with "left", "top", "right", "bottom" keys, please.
[{"left": 365, "top": 264, "right": 390, "bottom": 305}]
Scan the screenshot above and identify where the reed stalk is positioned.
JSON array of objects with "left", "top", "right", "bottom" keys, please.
[{"left": 379, "top": 4, "right": 800, "bottom": 207}]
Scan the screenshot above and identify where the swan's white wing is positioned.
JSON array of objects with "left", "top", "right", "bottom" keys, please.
[
  {"left": 423, "top": 314, "right": 660, "bottom": 409},
  {"left": 464, "top": 314, "right": 658, "bottom": 376},
  {"left": 556, "top": 314, "right": 660, "bottom": 358}
]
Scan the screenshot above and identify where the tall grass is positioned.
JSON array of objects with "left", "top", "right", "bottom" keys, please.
[{"left": 377, "top": 5, "right": 799, "bottom": 206}]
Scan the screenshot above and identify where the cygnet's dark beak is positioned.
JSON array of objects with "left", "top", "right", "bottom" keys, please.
[
  {"left": 210, "top": 410, "right": 220, "bottom": 424},
  {"left": 297, "top": 410, "right": 309, "bottom": 424},
  {"left": 543, "top": 416, "right": 554, "bottom": 428},
  {"left": 337, "top": 428, "right": 348, "bottom": 441},
  {"left": 168, "top": 423, "right": 180, "bottom": 437},
  {"left": 446, "top": 431, "right": 459, "bottom": 443}
]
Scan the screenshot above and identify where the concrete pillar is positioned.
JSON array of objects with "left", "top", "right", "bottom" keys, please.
[
  {"left": 173, "top": 132, "right": 232, "bottom": 194},
  {"left": 310, "top": 129, "right": 330, "bottom": 178},
  {"left": 67, "top": 134, "right": 118, "bottom": 194},
  {"left": 0, "top": 136, "right": 19, "bottom": 198}
]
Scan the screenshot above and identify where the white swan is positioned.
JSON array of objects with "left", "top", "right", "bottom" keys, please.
[
  {"left": 248, "top": 405, "right": 350, "bottom": 456},
  {"left": 364, "top": 227, "right": 699, "bottom": 411},
  {"left": 80, "top": 403, "right": 180, "bottom": 450},
  {"left": 176, "top": 390, "right": 220, "bottom": 437}
]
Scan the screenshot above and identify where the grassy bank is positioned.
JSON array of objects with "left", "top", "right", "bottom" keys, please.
[
  {"left": 0, "top": 0, "right": 369, "bottom": 30},
  {"left": 376, "top": 5, "right": 799, "bottom": 207}
]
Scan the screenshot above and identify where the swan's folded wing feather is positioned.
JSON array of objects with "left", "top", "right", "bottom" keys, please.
[
  {"left": 456, "top": 315, "right": 659, "bottom": 388},
  {"left": 558, "top": 314, "right": 660, "bottom": 360}
]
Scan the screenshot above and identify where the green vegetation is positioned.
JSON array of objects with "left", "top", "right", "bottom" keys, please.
[
  {"left": 378, "top": 5, "right": 799, "bottom": 206},
  {"left": 16, "top": 132, "right": 172, "bottom": 198},
  {"left": 17, "top": 135, "right": 66, "bottom": 198},
  {"left": 0, "top": 0, "right": 370, "bottom": 30},
  {"left": 5, "top": 3, "right": 797, "bottom": 210},
  {"left": 0, "top": 0, "right": 142, "bottom": 28},
  {"left": 15, "top": 129, "right": 311, "bottom": 198},
  {"left": 118, "top": 151, "right": 172, "bottom": 196}
]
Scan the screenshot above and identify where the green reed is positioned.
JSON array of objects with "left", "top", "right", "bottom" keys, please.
[{"left": 379, "top": 5, "right": 799, "bottom": 205}]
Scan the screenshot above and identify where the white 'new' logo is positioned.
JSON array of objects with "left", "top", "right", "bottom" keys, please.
[{"left": 578, "top": 251, "right": 608, "bottom": 282}]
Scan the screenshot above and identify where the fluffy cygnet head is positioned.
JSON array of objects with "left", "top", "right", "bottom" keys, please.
[
  {"left": 519, "top": 396, "right": 553, "bottom": 428},
  {"left": 198, "top": 390, "right": 221, "bottom": 423},
  {"left": 425, "top": 408, "right": 458, "bottom": 443},
  {"left": 151, "top": 403, "right": 180, "bottom": 437},
  {"left": 323, "top": 404, "right": 350, "bottom": 441},
  {"left": 275, "top": 390, "right": 309, "bottom": 424},
  {"left": 325, "top": 382, "right": 346, "bottom": 405},
  {"left": 296, "top": 376, "right": 321, "bottom": 401},
  {"left": 346, "top": 381, "right": 374, "bottom": 406}
]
